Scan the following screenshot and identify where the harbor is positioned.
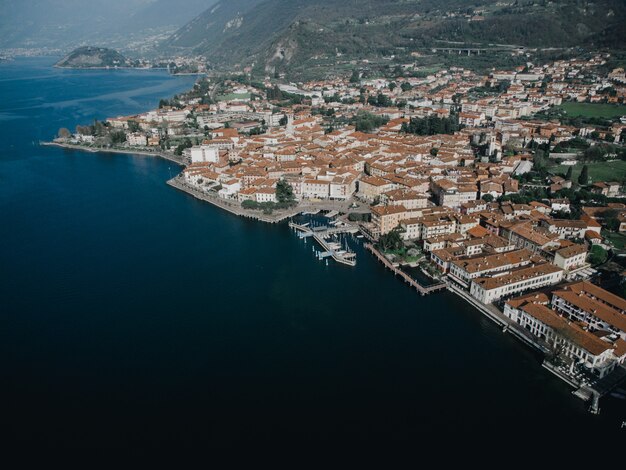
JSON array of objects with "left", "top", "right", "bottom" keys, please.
[{"left": 289, "top": 220, "right": 359, "bottom": 267}]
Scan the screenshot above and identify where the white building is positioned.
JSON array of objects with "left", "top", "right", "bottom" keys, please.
[
  {"left": 190, "top": 145, "right": 219, "bottom": 163},
  {"left": 127, "top": 133, "right": 147, "bottom": 147},
  {"left": 503, "top": 295, "right": 625, "bottom": 378},
  {"left": 551, "top": 282, "right": 626, "bottom": 340},
  {"left": 469, "top": 263, "right": 564, "bottom": 304},
  {"left": 552, "top": 244, "right": 587, "bottom": 271},
  {"left": 301, "top": 179, "right": 330, "bottom": 199},
  {"left": 218, "top": 179, "right": 241, "bottom": 199}
]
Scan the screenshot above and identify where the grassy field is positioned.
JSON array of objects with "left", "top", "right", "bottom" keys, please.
[
  {"left": 603, "top": 231, "right": 626, "bottom": 250},
  {"left": 559, "top": 102, "right": 626, "bottom": 119},
  {"left": 551, "top": 160, "right": 626, "bottom": 183},
  {"left": 216, "top": 93, "right": 251, "bottom": 101}
]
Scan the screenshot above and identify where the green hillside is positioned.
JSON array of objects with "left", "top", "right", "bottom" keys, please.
[
  {"left": 55, "top": 47, "right": 130, "bottom": 69},
  {"left": 164, "top": 0, "right": 626, "bottom": 73}
]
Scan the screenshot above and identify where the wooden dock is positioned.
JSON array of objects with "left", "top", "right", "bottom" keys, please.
[
  {"left": 364, "top": 243, "right": 446, "bottom": 296},
  {"left": 289, "top": 221, "right": 358, "bottom": 266}
]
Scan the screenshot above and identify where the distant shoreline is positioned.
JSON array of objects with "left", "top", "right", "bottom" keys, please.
[
  {"left": 52, "top": 65, "right": 205, "bottom": 76},
  {"left": 52, "top": 65, "right": 168, "bottom": 71}
]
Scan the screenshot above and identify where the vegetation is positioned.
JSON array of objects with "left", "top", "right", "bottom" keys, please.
[
  {"left": 55, "top": 46, "right": 129, "bottom": 68},
  {"left": 367, "top": 93, "right": 392, "bottom": 108},
  {"left": 276, "top": 179, "right": 297, "bottom": 206},
  {"left": 57, "top": 128, "right": 71, "bottom": 139},
  {"left": 401, "top": 114, "right": 459, "bottom": 136},
  {"left": 241, "top": 199, "right": 296, "bottom": 214},
  {"left": 559, "top": 102, "right": 626, "bottom": 120},
  {"left": 601, "top": 209, "right": 622, "bottom": 232},
  {"left": 353, "top": 111, "right": 388, "bottom": 133},
  {"left": 378, "top": 230, "right": 403, "bottom": 252},
  {"left": 588, "top": 245, "right": 608, "bottom": 266},
  {"left": 551, "top": 160, "right": 626, "bottom": 185},
  {"left": 165, "top": 0, "right": 626, "bottom": 75},
  {"left": 174, "top": 138, "right": 193, "bottom": 156},
  {"left": 604, "top": 231, "right": 626, "bottom": 250},
  {"left": 216, "top": 93, "right": 251, "bottom": 102},
  {"left": 578, "top": 165, "right": 590, "bottom": 186},
  {"left": 347, "top": 213, "right": 370, "bottom": 222}
]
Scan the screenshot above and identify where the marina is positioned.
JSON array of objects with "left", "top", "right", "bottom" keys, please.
[{"left": 289, "top": 220, "right": 359, "bottom": 266}]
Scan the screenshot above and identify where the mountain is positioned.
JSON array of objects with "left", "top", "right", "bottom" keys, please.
[
  {"left": 0, "top": 0, "right": 217, "bottom": 50},
  {"left": 165, "top": 0, "right": 626, "bottom": 71},
  {"left": 55, "top": 46, "right": 129, "bottom": 68}
]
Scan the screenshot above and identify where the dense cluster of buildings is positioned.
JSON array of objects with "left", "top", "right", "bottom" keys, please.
[{"left": 504, "top": 282, "right": 626, "bottom": 378}]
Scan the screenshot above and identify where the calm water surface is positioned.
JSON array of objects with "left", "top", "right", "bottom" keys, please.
[{"left": 1, "top": 57, "right": 624, "bottom": 451}]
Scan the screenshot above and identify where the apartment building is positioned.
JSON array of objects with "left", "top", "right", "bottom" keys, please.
[{"left": 469, "top": 263, "right": 564, "bottom": 304}]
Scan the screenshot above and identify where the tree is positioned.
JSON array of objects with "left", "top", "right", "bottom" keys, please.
[
  {"left": 482, "top": 194, "right": 494, "bottom": 202},
  {"left": 533, "top": 149, "right": 549, "bottom": 173},
  {"left": 279, "top": 115, "right": 289, "bottom": 126},
  {"left": 242, "top": 200, "right": 260, "bottom": 210},
  {"left": 276, "top": 179, "right": 296, "bottom": 205},
  {"left": 588, "top": 245, "right": 607, "bottom": 265},
  {"left": 58, "top": 128, "right": 71, "bottom": 139},
  {"left": 582, "top": 146, "right": 605, "bottom": 162},
  {"left": 578, "top": 165, "right": 590, "bottom": 186},
  {"left": 353, "top": 111, "right": 388, "bottom": 133},
  {"left": 565, "top": 166, "right": 573, "bottom": 181},
  {"left": 349, "top": 69, "right": 360, "bottom": 83},
  {"left": 110, "top": 131, "right": 126, "bottom": 145},
  {"left": 401, "top": 115, "right": 459, "bottom": 136},
  {"left": 127, "top": 120, "right": 141, "bottom": 133},
  {"left": 378, "top": 229, "right": 403, "bottom": 252},
  {"left": 602, "top": 209, "right": 620, "bottom": 231}
]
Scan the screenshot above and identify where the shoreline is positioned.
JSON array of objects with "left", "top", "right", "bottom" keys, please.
[
  {"left": 53, "top": 65, "right": 206, "bottom": 76},
  {"left": 167, "top": 176, "right": 300, "bottom": 224},
  {"left": 41, "top": 141, "right": 186, "bottom": 165}
]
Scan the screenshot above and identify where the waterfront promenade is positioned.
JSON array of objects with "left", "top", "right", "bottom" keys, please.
[
  {"left": 168, "top": 177, "right": 370, "bottom": 224},
  {"left": 41, "top": 141, "right": 186, "bottom": 165},
  {"left": 168, "top": 177, "right": 297, "bottom": 223}
]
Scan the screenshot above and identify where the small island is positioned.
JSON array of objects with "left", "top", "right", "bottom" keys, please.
[{"left": 55, "top": 46, "right": 130, "bottom": 69}]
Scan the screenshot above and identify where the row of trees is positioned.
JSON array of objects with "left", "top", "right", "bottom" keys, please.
[{"left": 401, "top": 114, "right": 460, "bottom": 136}]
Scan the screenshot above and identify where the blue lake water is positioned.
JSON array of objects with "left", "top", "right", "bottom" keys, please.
[{"left": 1, "top": 57, "right": 624, "bottom": 451}]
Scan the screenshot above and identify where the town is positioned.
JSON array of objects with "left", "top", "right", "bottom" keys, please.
[{"left": 52, "top": 52, "right": 626, "bottom": 411}]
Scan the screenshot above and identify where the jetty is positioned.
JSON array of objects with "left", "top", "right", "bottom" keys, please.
[
  {"left": 364, "top": 243, "right": 446, "bottom": 296},
  {"left": 289, "top": 221, "right": 358, "bottom": 266}
]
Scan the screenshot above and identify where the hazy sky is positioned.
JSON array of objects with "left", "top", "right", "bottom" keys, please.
[{"left": 0, "top": 0, "right": 217, "bottom": 48}]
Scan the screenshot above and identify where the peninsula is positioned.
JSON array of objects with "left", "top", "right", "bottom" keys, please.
[{"left": 55, "top": 46, "right": 130, "bottom": 69}]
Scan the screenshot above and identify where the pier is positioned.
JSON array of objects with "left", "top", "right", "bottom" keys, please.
[
  {"left": 289, "top": 221, "right": 358, "bottom": 266},
  {"left": 364, "top": 243, "right": 446, "bottom": 296}
]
